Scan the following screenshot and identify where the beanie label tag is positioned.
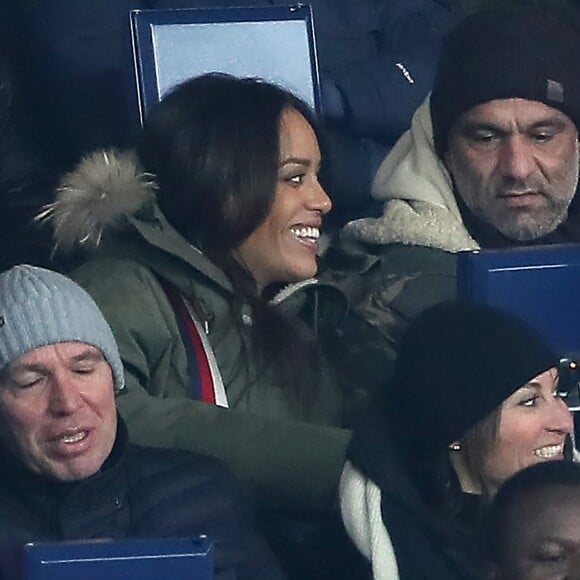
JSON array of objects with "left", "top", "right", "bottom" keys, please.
[{"left": 546, "top": 79, "right": 564, "bottom": 104}]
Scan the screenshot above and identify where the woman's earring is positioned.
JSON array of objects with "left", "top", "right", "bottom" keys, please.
[{"left": 449, "top": 442, "right": 461, "bottom": 451}]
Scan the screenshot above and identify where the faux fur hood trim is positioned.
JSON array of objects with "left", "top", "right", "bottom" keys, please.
[
  {"left": 38, "top": 149, "right": 157, "bottom": 254},
  {"left": 342, "top": 97, "right": 479, "bottom": 253}
]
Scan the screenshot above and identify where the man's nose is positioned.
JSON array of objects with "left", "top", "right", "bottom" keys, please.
[
  {"left": 498, "top": 135, "right": 536, "bottom": 182},
  {"left": 48, "top": 373, "right": 83, "bottom": 414}
]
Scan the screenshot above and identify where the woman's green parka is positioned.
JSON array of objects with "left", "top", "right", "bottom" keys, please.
[{"left": 46, "top": 150, "right": 352, "bottom": 514}]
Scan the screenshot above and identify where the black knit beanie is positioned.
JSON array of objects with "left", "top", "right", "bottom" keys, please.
[
  {"left": 384, "top": 301, "right": 559, "bottom": 456},
  {"left": 431, "top": 3, "right": 580, "bottom": 158}
]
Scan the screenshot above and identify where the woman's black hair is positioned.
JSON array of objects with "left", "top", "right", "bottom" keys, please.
[{"left": 137, "top": 73, "right": 327, "bottom": 398}]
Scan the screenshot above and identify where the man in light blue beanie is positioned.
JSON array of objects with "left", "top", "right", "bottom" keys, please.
[
  {"left": 0, "top": 265, "right": 284, "bottom": 580},
  {"left": 0, "top": 264, "right": 123, "bottom": 481},
  {"left": 0, "top": 265, "right": 125, "bottom": 393}
]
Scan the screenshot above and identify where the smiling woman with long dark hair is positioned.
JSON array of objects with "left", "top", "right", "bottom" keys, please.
[{"left": 42, "top": 74, "right": 354, "bottom": 523}]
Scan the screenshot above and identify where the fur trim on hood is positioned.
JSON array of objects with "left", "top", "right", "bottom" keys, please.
[
  {"left": 38, "top": 149, "right": 157, "bottom": 254},
  {"left": 39, "top": 149, "right": 339, "bottom": 311},
  {"left": 341, "top": 97, "right": 478, "bottom": 253}
]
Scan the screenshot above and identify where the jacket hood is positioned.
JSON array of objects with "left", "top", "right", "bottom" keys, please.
[
  {"left": 372, "top": 96, "right": 455, "bottom": 208},
  {"left": 40, "top": 150, "right": 342, "bottom": 309},
  {"left": 341, "top": 97, "right": 478, "bottom": 253},
  {"left": 38, "top": 149, "right": 158, "bottom": 255}
]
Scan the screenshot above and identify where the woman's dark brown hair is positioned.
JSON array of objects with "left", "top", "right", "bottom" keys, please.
[{"left": 138, "top": 73, "right": 328, "bottom": 401}]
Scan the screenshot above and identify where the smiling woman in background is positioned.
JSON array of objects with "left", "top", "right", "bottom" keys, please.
[
  {"left": 41, "top": 75, "right": 356, "bottom": 577},
  {"left": 340, "top": 300, "right": 575, "bottom": 580}
]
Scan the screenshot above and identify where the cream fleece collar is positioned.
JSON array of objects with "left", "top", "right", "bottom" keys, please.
[{"left": 342, "top": 97, "right": 479, "bottom": 253}]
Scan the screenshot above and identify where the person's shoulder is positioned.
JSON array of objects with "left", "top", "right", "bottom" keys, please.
[
  {"left": 125, "top": 444, "right": 240, "bottom": 494},
  {"left": 127, "top": 444, "right": 229, "bottom": 475},
  {"left": 325, "top": 241, "right": 457, "bottom": 336},
  {"left": 368, "top": 244, "right": 457, "bottom": 317},
  {"left": 73, "top": 256, "right": 152, "bottom": 281},
  {"left": 322, "top": 236, "right": 456, "bottom": 290},
  {"left": 378, "top": 243, "right": 457, "bottom": 275},
  {"left": 70, "top": 257, "right": 166, "bottom": 309}
]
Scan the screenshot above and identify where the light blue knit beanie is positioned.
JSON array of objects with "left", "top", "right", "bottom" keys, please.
[{"left": 0, "top": 265, "right": 124, "bottom": 392}]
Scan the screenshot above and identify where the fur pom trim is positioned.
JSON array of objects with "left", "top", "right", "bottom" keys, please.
[{"left": 37, "top": 149, "right": 157, "bottom": 254}]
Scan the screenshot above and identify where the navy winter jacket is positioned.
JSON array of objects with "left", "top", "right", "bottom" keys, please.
[{"left": 0, "top": 419, "right": 285, "bottom": 580}]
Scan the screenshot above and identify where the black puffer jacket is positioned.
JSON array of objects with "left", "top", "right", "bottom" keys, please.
[{"left": 0, "top": 419, "right": 284, "bottom": 580}]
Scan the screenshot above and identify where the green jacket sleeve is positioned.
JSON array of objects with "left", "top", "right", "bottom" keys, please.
[{"left": 72, "top": 258, "right": 350, "bottom": 514}]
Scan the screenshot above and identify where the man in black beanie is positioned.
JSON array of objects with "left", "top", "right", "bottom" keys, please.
[
  {"left": 322, "top": 0, "right": 580, "bottom": 375},
  {"left": 430, "top": 0, "right": 580, "bottom": 247}
]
